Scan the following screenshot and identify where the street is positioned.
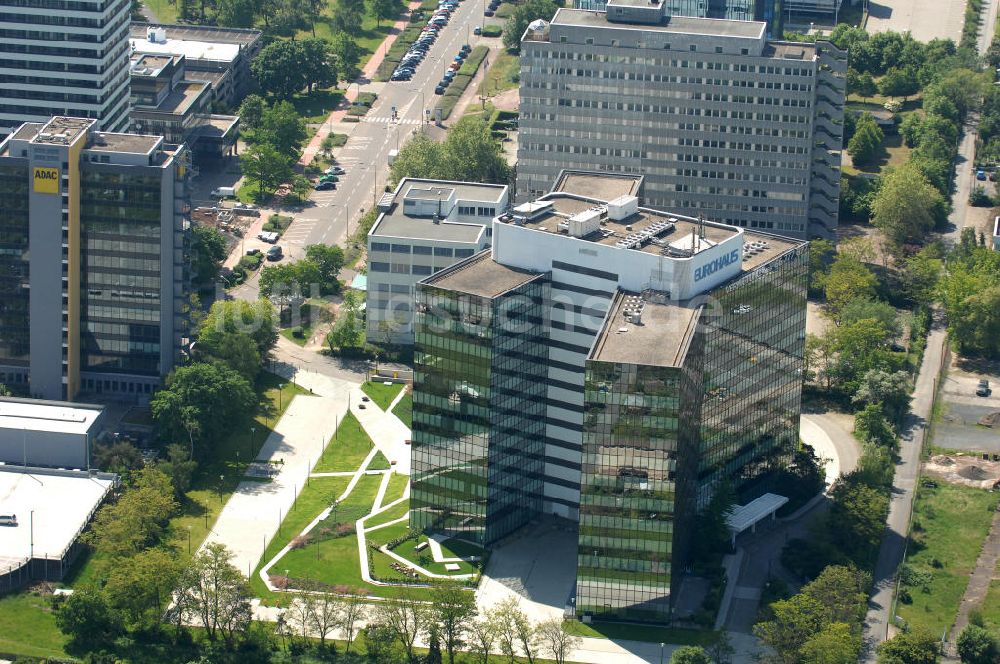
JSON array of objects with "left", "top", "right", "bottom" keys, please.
[{"left": 280, "top": 0, "right": 496, "bottom": 255}]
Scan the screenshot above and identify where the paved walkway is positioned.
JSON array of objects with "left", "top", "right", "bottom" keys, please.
[
  {"left": 949, "top": 507, "right": 1000, "bottom": 654},
  {"left": 200, "top": 392, "right": 348, "bottom": 578},
  {"left": 802, "top": 412, "right": 861, "bottom": 486},
  {"left": 299, "top": 0, "right": 424, "bottom": 166}
]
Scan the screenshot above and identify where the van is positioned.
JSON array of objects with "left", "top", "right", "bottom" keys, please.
[
  {"left": 211, "top": 186, "right": 236, "bottom": 198},
  {"left": 0, "top": 515, "right": 17, "bottom": 527}
]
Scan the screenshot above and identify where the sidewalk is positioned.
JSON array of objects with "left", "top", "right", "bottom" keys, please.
[{"left": 299, "top": 0, "right": 424, "bottom": 166}]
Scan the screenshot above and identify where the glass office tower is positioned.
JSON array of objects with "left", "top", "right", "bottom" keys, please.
[
  {"left": 410, "top": 253, "right": 549, "bottom": 546},
  {"left": 0, "top": 162, "right": 30, "bottom": 382}
]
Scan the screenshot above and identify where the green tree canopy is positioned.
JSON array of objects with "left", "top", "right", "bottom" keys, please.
[
  {"left": 191, "top": 223, "right": 227, "bottom": 286},
  {"left": 957, "top": 625, "right": 998, "bottom": 664},
  {"left": 670, "top": 646, "right": 712, "bottom": 664},
  {"left": 824, "top": 256, "right": 878, "bottom": 319},
  {"left": 199, "top": 299, "right": 278, "bottom": 359},
  {"left": 502, "top": 0, "right": 558, "bottom": 50},
  {"left": 800, "top": 622, "right": 862, "bottom": 664},
  {"left": 390, "top": 117, "right": 513, "bottom": 185},
  {"left": 55, "top": 588, "right": 123, "bottom": 655},
  {"left": 306, "top": 243, "right": 346, "bottom": 293},
  {"left": 828, "top": 480, "right": 890, "bottom": 564},
  {"left": 83, "top": 466, "right": 178, "bottom": 558},
  {"left": 876, "top": 629, "right": 939, "bottom": 664},
  {"left": 847, "top": 113, "right": 885, "bottom": 167},
  {"left": 251, "top": 39, "right": 307, "bottom": 99},
  {"left": 872, "top": 161, "right": 947, "bottom": 247},
  {"left": 241, "top": 142, "right": 294, "bottom": 197}
]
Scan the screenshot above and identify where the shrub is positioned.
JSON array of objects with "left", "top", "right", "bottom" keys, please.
[
  {"left": 482, "top": 24, "right": 502, "bottom": 37},
  {"left": 291, "top": 326, "right": 304, "bottom": 338}
]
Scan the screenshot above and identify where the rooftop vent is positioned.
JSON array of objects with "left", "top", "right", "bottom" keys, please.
[{"left": 147, "top": 26, "right": 167, "bottom": 44}]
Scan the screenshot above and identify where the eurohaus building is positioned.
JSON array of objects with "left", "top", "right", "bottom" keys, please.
[{"left": 408, "top": 173, "right": 808, "bottom": 623}]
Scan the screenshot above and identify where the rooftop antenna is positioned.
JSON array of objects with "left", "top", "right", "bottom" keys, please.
[{"left": 698, "top": 213, "right": 706, "bottom": 240}]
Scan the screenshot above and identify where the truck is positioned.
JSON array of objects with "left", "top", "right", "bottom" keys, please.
[
  {"left": 211, "top": 186, "right": 237, "bottom": 198},
  {"left": 388, "top": 149, "right": 399, "bottom": 165}
]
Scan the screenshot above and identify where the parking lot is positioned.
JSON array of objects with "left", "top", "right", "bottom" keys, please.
[{"left": 936, "top": 354, "right": 1000, "bottom": 453}]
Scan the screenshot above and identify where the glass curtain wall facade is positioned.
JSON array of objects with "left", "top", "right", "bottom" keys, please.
[
  {"left": 0, "top": 161, "right": 29, "bottom": 376},
  {"left": 577, "top": 362, "right": 684, "bottom": 622},
  {"left": 80, "top": 169, "right": 164, "bottom": 375},
  {"left": 411, "top": 275, "right": 549, "bottom": 546},
  {"left": 695, "top": 244, "right": 809, "bottom": 504}
]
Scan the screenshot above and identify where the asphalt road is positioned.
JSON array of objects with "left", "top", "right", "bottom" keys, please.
[
  {"left": 861, "top": 13, "right": 997, "bottom": 654},
  {"left": 280, "top": 0, "right": 495, "bottom": 254}
]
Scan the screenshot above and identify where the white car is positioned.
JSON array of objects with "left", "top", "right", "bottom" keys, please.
[{"left": 325, "top": 166, "right": 345, "bottom": 175}]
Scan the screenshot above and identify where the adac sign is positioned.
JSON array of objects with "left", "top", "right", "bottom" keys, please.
[
  {"left": 694, "top": 249, "right": 741, "bottom": 282},
  {"left": 33, "top": 167, "right": 60, "bottom": 194}
]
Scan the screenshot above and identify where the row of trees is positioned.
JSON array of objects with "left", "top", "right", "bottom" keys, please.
[
  {"left": 390, "top": 117, "right": 514, "bottom": 186},
  {"left": 250, "top": 38, "right": 350, "bottom": 100}
]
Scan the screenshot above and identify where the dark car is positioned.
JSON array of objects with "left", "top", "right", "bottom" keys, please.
[
  {"left": 439, "top": 78, "right": 451, "bottom": 87},
  {"left": 265, "top": 245, "right": 283, "bottom": 261},
  {"left": 484, "top": 9, "right": 494, "bottom": 15},
  {"left": 460, "top": 44, "right": 471, "bottom": 53},
  {"left": 977, "top": 379, "right": 992, "bottom": 397},
  {"left": 473, "top": 25, "right": 482, "bottom": 35},
  {"left": 315, "top": 181, "right": 336, "bottom": 190},
  {"left": 246, "top": 248, "right": 261, "bottom": 256},
  {"left": 435, "top": 84, "right": 445, "bottom": 94}
]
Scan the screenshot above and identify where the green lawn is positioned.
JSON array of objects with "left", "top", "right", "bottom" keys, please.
[
  {"left": 362, "top": 380, "right": 405, "bottom": 410},
  {"left": 314, "top": 411, "right": 377, "bottom": 472},
  {"left": 291, "top": 87, "right": 346, "bottom": 123},
  {"left": 0, "top": 592, "right": 68, "bottom": 658},
  {"left": 392, "top": 391, "right": 412, "bottom": 427},
  {"left": 981, "top": 564, "right": 1000, "bottom": 631},
  {"left": 565, "top": 620, "right": 716, "bottom": 645},
  {"left": 477, "top": 49, "right": 520, "bottom": 98},
  {"left": 280, "top": 324, "right": 314, "bottom": 346},
  {"left": 896, "top": 480, "right": 1000, "bottom": 637},
  {"left": 367, "top": 498, "right": 410, "bottom": 529},
  {"left": 391, "top": 537, "right": 477, "bottom": 576},
  {"left": 141, "top": 0, "right": 179, "bottom": 22},
  {"left": 299, "top": 11, "right": 398, "bottom": 74},
  {"left": 382, "top": 472, "right": 409, "bottom": 507}
]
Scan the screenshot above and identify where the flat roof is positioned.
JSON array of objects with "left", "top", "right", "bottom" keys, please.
[
  {"left": 553, "top": 170, "right": 642, "bottom": 200},
  {"left": 33, "top": 117, "right": 93, "bottom": 145},
  {"left": 0, "top": 398, "right": 102, "bottom": 436},
  {"left": 151, "top": 80, "right": 210, "bottom": 115},
  {"left": 0, "top": 467, "right": 116, "bottom": 569},
  {"left": 423, "top": 251, "right": 544, "bottom": 298},
  {"left": 590, "top": 290, "right": 700, "bottom": 367},
  {"left": 86, "top": 132, "right": 162, "bottom": 154},
  {"left": 370, "top": 178, "right": 506, "bottom": 243},
  {"left": 131, "top": 36, "right": 241, "bottom": 63},
  {"left": 131, "top": 22, "right": 262, "bottom": 47},
  {"left": 550, "top": 8, "right": 766, "bottom": 38},
  {"left": 131, "top": 53, "right": 175, "bottom": 75},
  {"left": 11, "top": 122, "right": 42, "bottom": 141},
  {"left": 727, "top": 493, "right": 789, "bottom": 533}
]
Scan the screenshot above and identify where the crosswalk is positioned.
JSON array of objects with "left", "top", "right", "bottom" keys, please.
[{"left": 361, "top": 116, "right": 422, "bottom": 126}]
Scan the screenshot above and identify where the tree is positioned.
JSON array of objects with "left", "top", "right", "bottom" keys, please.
[
  {"left": 304, "top": 588, "right": 342, "bottom": 646},
  {"left": 84, "top": 466, "right": 178, "bottom": 558},
  {"left": 872, "top": 160, "right": 947, "bottom": 248},
  {"left": 0, "top": 383, "right": 9, "bottom": 397},
  {"left": 200, "top": 298, "right": 279, "bottom": 359},
  {"left": 808, "top": 238, "right": 837, "bottom": 297},
  {"left": 431, "top": 581, "right": 478, "bottom": 664},
  {"left": 503, "top": 0, "right": 558, "bottom": 50},
  {"left": 848, "top": 113, "right": 884, "bottom": 167},
  {"left": 191, "top": 224, "right": 227, "bottom": 285},
  {"left": 824, "top": 257, "right": 877, "bottom": 319},
  {"left": 93, "top": 440, "right": 143, "bottom": 474},
  {"left": 340, "top": 591, "right": 368, "bottom": 652},
  {"left": 151, "top": 362, "right": 255, "bottom": 455},
  {"left": 468, "top": 618, "right": 497, "bottom": 664},
  {"left": 259, "top": 100, "right": 308, "bottom": 156},
  {"left": 104, "top": 548, "right": 181, "bottom": 632},
  {"left": 876, "top": 629, "right": 939, "bottom": 664},
  {"left": 512, "top": 603, "right": 538, "bottom": 664},
  {"left": 951, "top": 285, "right": 1000, "bottom": 358},
  {"left": 854, "top": 403, "right": 896, "bottom": 447},
  {"left": 300, "top": 38, "right": 337, "bottom": 92},
  {"left": 753, "top": 593, "right": 828, "bottom": 664},
  {"left": 55, "top": 588, "right": 123, "bottom": 654},
  {"left": 239, "top": 94, "right": 267, "bottom": 132},
  {"left": 957, "top": 624, "right": 998, "bottom": 664},
  {"left": 176, "top": 543, "right": 253, "bottom": 647},
  {"left": 488, "top": 597, "right": 523, "bottom": 664},
  {"left": 216, "top": 0, "right": 257, "bottom": 25},
  {"left": 855, "top": 71, "right": 877, "bottom": 99},
  {"left": 241, "top": 142, "right": 293, "bottom": 197},
  {"left": 196, "top": 328, "right": 262, "bottom": 381},
  {"left": 800, "top": 565, "right": 870, "bottom": 625},
  {"left": 327, "top": 291, "right": 363, "bottom": 351},
  {"left": 331, "top": 0, "right": 364, "bottom": 32},
  {"left": 363, "top": 622, "right": 396, "bottom": 662},
  {"left": 329, "top": 31, "right": 363, "bottom": 77},
  {"left": 390, "top": 117, "right": 513, "bottom": 186},
  {"left": 839, "top": 299, "right": 901, "bottom": 339},
  {"left": 852, "top": 370, "right": 911, "bottom": 424},
  {"left": 878, "top": 67, "right": 920, "bottom": 98},
  {"left": 705, "top": 632, "right": 736, "bottom": 664},
  {"left": 158, "top": 443, "right": 198, "bottom": 497},
  {"left": 251, "top": 40, "right": 306, "bottom": 99},
  {"left": 901, "top": 248, "right": 941, "bottom": 304},
  {"left": 286, "top": 594, "right": 316, "bottom": 641},
  {"left": 828, "top": 481, "right": 890, "bottom": 564},
  {"left": 800, "top": 622, "right": 862, "bottom": 664},
  {"left": 369, "top": 0, "right": 396, "bottom": 26},
  {"left": 536, "top": 619, "right": 581, "bottom": 664},
  {"left": 377, "top": 591, "right": 429, "bottom": 663},
  {"left": 426, "top": 625, "right": 444, "bottom": 664},
  {"left": 670, "top": 646, "right": 712, "bottom": 664},
  {"left": 306, "top": 244, "right": 346, "bottom": 294}
]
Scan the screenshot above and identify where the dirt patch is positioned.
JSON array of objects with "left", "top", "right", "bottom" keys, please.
[
  {"left": 926, "top": 453, "right": 1000, "bottom": 489},
  {"left": 491, "top": 87, "right": 519, "bottom": 112}
]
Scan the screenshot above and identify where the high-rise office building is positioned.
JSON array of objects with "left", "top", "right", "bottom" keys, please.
[
  {"left": 516, "top": 6, "right": 846, "bottom": 240},
  {"left": 0, "top": 117, "right": 189, "bottom": 401},
  {"left": 0, "top": 0, "right": 131, "bottom": 136},
  {"left": 410, "top": 173, "right": 807, "bottom": 621}
]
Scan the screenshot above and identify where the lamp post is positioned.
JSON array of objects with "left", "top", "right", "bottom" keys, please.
[
  {"left": 659, "top": 643, "right": 665, "bottom": 664},
  {"left": 250, "top": 426, "right": 256, "bottom": 460},
  {"left": 279, "top": 383, "right": 285, "bottom": 411},
  {"left": 186, "top": 525, "right": 192, "bottom": 555}
]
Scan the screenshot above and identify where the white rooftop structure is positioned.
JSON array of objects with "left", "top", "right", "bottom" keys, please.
[
  {"left": 0, "top": 467, "right": 116, "bottom": 576},
  {"left": 725, "top": 492, "right": 789, "bottom": 546},
  {"left": 131, "top": 34, "right": 241, "bottom": 63},
  {"left": 0, "top": 399, "right": 102, "bottom": 436}
]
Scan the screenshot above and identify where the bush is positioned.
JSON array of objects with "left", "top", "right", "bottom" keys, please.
[
  {"left": 291, "top": 326, "right": 304, "bottom": 338},
  {"left": 482, "top": 24, "right": 502, "bottom": 37},
  {"left": 970, "top": 185, "right": 993, "bottom": 206},
  {"left": 239, "top": 254, "right": 262, "bottom": 271}
]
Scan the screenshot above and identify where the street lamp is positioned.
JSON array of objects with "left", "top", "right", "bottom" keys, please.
[
  {"left": 250, "top": 426, "right": 256, "bottom": 460},
  {"left": 279, "top": 383, "right": 285, "bottom": 411},
  {"left": 659, "top": 643, "right": 665, "bottom": 664}
]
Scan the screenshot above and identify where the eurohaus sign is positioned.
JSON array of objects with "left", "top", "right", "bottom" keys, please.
[
  {"left": 693, "top": 248, "right": 741, "bottom": 282},
  {"left": 32, "top": 166, "right": 60, "bottom": 194}
]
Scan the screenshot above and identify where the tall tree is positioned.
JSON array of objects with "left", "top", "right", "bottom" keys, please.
[
  {"left": 753, "top": 593, "right": 828, "bottom": 664},
  {"left": 199, "top": 299, "right": 278, "bottom": 361},
  {"left": 104, "top": 548, "right": 182, "bottom": 632},
  {"left": 430, "top": 581, "right": 478, "bottom": 664},
  {"left": 331, "top": 0, "right": 364, "bottom": 32},
  {"left": 191, "top": 223, "right": 227, "bottom": 285},
  {"left": 502, "top": 0, "right": 558, "bottom": 50},
  {"left": 377, "top": 591, "right": 429, "bottom": 663},
  {"left": 848, "top": 113, "right": 884, "bottom": 167},
  {"left": 261, "top": 100, "right": 308, "bottom": 157},
  {"left": 300, "top": 38, "right": 337, "bottom": 93},
  {"left": 871, "top": 161, "right": 947, "bottom": 248},
  {"left": 306, "top": 244, "right": 346, "bottom": 294},
  {"left": 251, "top": 40, "right": 306, "bottom": 99},
  {"left": 329, "top": 32, "right": 363, "bottom": 77},
  {"left": 670, "top": 647, "right": 712, "bottom": 664},
  {"left": 241, "top": 142, "right": 294, "bottom": 196},
  {"left": 823, "top": 256, "right": 877, "bottom": 320},
  {"left": 175, "top": 543, "right": 253, "bottom": 648},
  {"left": 369, "top": 0, "right": 396, "bottom": 26},
  {"left": 876, "top": 629, "right": 939, "bottom": 664},
  {"left": 536, "top": 619, "right": 581, "bottom": 664},
  {"left": 800, "top": 622, "right": 862, "bottom": 664},
  {"left": 84, "top": 466, "right": 178, "bottom": 558},
  {"left": 55, "top": 589, "right": 123, "bottom": 654},
  {"left": 215, "top": 0, "right": 257, "bottom": 26},
  {"left": 957, "top": 625, "right": 998, "bottom": 664},
  {"left": 468, "top": 618, "right": 497, "bottom": 664}
]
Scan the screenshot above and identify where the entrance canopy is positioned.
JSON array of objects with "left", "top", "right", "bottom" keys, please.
[{"left": 725, "top": 493, "right": 788, "bottom": 546}]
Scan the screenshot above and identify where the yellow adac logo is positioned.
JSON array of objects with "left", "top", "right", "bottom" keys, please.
[{"left": 33, "top": 167, "right": 60, "bottom": 194}]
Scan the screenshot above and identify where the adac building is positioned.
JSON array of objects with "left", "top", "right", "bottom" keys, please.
[
  {"left": 409, "top": 172, "right": 807, "bottom": 622},
  {"left": 0, "top": 117, "right": 189, "bottom": 402}
]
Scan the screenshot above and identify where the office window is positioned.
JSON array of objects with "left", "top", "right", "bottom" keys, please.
[
  {"left": 455, "top": 248, "right": 474, "bottom": 258},
  {"left": 413, "top": 245, "right": 433, "bottom": 255},
  {"left": 715, "top": 46, "right": 722, "bottom": 54},
  {"left": 372, "top": 242, "right": 390, "bottom": 251},
  {"left": 371, "top": 262, "right": 390, "bottom": 272},
  {"left": 391, "top": 244, "right": 412, "bottom": 253},
  {"left": 391, "top": 263, "right": 409, "bottom": 274},
  {"left": 689, "top": 45, "right": 696, "bottom": 52},
  {"left": 412, "top": 265, "right": 432, "bottom": 275},
  {"left": 434, "top": 247, "right": 454, "bottom": 257}
]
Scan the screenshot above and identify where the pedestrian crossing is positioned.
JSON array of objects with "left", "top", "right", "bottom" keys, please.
[{"left": 361, "top": 116, "right": 422, "bottom": 126}]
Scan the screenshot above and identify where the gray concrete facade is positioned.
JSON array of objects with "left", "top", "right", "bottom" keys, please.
[{"left": 516, "top": 9, "right": 846, "bottom": 240}]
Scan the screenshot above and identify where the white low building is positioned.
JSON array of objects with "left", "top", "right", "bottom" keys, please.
[{"left": 0, "top": 398, "right": 104, "bottom": 470}]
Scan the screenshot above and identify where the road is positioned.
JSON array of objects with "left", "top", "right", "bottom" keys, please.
[
  {"left": 280, "top": 0, "right": 496, "bottom": 255},
  {"left": 861, "top": 12, "right": 997, "bottom": 654}
]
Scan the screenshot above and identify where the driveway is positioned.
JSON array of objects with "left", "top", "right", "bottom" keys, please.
[{"left": 935, "top": 356, "right": 1000, "bottom": 453}]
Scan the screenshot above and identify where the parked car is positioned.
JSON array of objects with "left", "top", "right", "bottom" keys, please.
[
  {"left": 319, "top": 174, "right": 339, "bottom": 183},
  {"left": 473, "top": 25, "right": 482, "bottom": 35},
  {"left": 257, "top": 231, "right": 279, "bottom": 243},
  {"left": 326, "top": 166, "right": 345, "bottom": 175},
  {"left": 439, "top": 78, "right": 451, "bottom": 87},
  {"left": 977, "top": 379, "right": 991, "bottom": 397},
  {"left": 460, "top": 44, "right": 471, "bottom": 53},
  {"left": 315, "top": 181, "right": 336, "bottom": 190},
  {"left": 361, "top": 395, "right": 370, "bottom": 402},
  {"left": 484, "top": 9, "right": 494, "bottom": 16},
  {"left": 443, "top": 69, "right": 455, "bottom": 79},
  {"left": 246, "top": 248, "right": 261, "bottom": 256},
  {"left": 435, "top": 84, "right": 446, "bottom": 94},
  {"left": 266, "top": 245, "right": 283, "bottom": 261},
  {"left": 977, "top": 169, "right": 987, "bottom": 180}
]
